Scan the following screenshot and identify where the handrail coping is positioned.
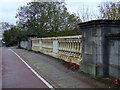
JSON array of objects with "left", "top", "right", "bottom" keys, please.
[{"left": 31, "top": 35, "right": 82, "bottom": 40}]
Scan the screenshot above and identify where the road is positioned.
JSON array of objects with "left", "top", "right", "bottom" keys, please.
[
  {"left": 2, "top": 47, "right": 51, "bottom": 88},
  {"left": 0, "top": 47, "right": 2, "bottom": 89}
]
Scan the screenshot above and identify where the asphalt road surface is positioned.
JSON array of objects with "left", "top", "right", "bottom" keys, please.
[
  {"left": 0, "top": 47, "right": 2, "bottom": 89},
  {"left": 2, "top": 47, "right": 51, "bottom": 88}
]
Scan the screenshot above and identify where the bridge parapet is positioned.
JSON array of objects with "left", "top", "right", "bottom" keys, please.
[
  {"left": 20, "top": 20, "right": 120, "bottom": 80},
  {"left": 32, "top": 35, "right": 82, "bottom": 65}
]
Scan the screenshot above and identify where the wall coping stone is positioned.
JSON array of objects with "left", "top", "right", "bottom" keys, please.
[{"left": 78, "top": 20, "right": 120, "bottom": 28}]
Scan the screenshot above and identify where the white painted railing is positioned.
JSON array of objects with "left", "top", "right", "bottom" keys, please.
[
  {"left": 32, "top": 35, "right": 82, "bottom": 65},
  {"left": 32, "top": 39, "right": 39, "bottom": 51}
]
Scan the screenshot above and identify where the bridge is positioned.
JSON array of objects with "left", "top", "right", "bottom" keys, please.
[
  {"left": 21, "top": 20, "right": 120, "bottom": 80},
  {"left": 1, "top": 20, "right": 120, "bottom": 88}
]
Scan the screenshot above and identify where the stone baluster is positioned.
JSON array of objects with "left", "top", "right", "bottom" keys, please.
[{"left": 31, "top": 35, "right": 82, "bottom": 65}]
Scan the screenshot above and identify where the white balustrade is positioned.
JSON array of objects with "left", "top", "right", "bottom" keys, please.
[
  {"left": 32, "top": 39, "right": 39, "bottom": 51},
  {"left": 31, "top": 35, "right": 82, "bottom": 65},
  {"left": 41, "top": 38, "right": 53, "bottom": 53}
]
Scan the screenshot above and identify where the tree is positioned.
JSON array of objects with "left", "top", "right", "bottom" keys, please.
[
  {"left": 0, "top": 22, "right": 14, "bottom": 31},
  {"left": 77, "top": 4, "right": 99, "bottom": 22},
  {"left": 3, "top": 27, "right": 21, "bottom": 46},
  {"left": 98, "top": 1, "right": 120, "bottom": 20},
  {"left": 16, "top": 2, "right": 81, "bottom": 37},
  {"left": 79, "top": 5, "right": 90, "bottom": 22}
]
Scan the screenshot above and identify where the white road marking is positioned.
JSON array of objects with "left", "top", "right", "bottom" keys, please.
[{"left": 8, "top": 49, "right": 54, "bottom": 89}]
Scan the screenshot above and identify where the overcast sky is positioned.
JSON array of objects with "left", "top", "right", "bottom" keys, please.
[{"left": 0, "top": 0, "right": 119, "bottom": 25}]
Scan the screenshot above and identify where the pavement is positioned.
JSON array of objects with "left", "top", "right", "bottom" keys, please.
[
  {"left": 10, "top": 47, "right": 116, "bottom": 88},
  {"left": 2, "top": 47, "right": 50, "bottom": 88}
]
